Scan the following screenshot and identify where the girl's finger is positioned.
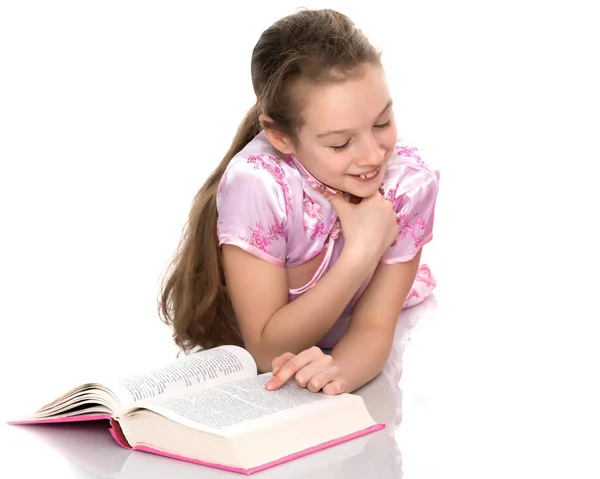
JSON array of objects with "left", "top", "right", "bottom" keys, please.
[
  {"left": 293, "top": 354, "right": 334, "bottom": 388},
  {"left": 271, "top": 352, "right": 295, "bottom": 376},
  {"left": 303, "top": 362, "right": 340, "bottom": 393},
  {"left": 322, "top": 378, "right": 346, "bottom": 396},
  {"left": 266, "top": 347, "right": 323, "bottom": 390}
]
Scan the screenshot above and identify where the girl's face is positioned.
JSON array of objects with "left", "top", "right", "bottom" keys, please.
[{"left": 292, "top": 63, "right": 398, "bottom": 198}]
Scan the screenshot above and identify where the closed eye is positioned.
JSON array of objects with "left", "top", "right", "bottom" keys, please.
[
  {"left": 330, "top": 119, "right": 392, "bottom": 151},
  {"left": 374, "top": 119, "right": 392, "bottom": 129},
  {"left": 331, "top": 139, "right": 350, "bottom": 151}
]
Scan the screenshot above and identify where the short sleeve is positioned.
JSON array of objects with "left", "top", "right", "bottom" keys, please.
[
  {"left": 216, "top": 157, "right": 289, "bottom": 267},
  {"left": 380, "top": 161, "right": 439, "bottom": 264}
]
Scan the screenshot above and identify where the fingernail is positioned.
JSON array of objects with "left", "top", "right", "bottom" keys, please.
[
  {"left": 272, "top": 366, "right": 280, "bottom": 376},
  {"left": 265, "top": 380, "right": 274, "bottom": 390}
]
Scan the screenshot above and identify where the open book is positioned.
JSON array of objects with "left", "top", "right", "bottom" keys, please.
[
  {"left": 9, "top": 345, "right": 384, "bottom": 475},
  {"left": 19, "top": 419, "right": 381, "bottom": 479}
]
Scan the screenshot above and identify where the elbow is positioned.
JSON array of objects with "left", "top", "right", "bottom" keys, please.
[
  {"left": 255, "top": 357, "right": 274, "bottom": 374},
  {"left": 245, "top": 321, "right": 287, "bottom": 373},
  {"left": 250, "top": 348, "right": 276, "bottom": 373},
  {"left": 244, "top": 338, "right": 277, "bottom": 373},
  {"left": 244, "top": 320, "right": 308, "bottom": 373}
]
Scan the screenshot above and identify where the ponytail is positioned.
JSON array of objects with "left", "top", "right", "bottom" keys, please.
[{"left": 159, "top": 105, "right": 261, "bottom": 351}]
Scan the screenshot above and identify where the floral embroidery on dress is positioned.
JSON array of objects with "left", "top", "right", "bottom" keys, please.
[
  {"left": 246, "top": 215, "right": 285, "bottom": 253},
  {"left": 304, "top": 175, "right": 321, "bottom": 191},
  {"left": 382, "top": 184, "right": 403, "bottom": 247},
  {"left": 301, "top": 194, "right": 328, "bottom": 240},
  {"left": 284, "top": 156, "right": 296, "bottom": 168},
  {"left": 384, "top": 185, "right": 404, "bottom": 211},
  {"left": 396, "top": 143, "right": 424, "bottom": 165},
  {"left": 394, "top": 213, "right": 428, "bottom": 248},
  {"left": 246, "top": 154, "right": 293, "bottom": 216},
  {"left": 330, "top": 220, "right": 342, "bottom": 240},
  {"left": 303, "top": 195, "right": 323, "bottom": 220},
  {"left": 404, "top": 287, "right": 419, "bottom": 303},
  {"left": 304, "top": 221, "right": 327, "bottom": 240},
  {"left": 415, "top": 264, "right": 436, "bottom": 287}
]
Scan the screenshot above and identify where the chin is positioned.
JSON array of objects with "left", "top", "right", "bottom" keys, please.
[{"left": 342, "top": 183, "right": 382, "bottom": 199}]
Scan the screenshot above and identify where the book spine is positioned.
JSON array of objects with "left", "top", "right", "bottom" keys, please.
[{"left": 109, "top": 418, "right": 131, "bottom": 449}]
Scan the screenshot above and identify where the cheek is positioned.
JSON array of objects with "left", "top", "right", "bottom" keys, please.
[
  {"left": 323, "top": 156, "right": 349, "bottom": 176},
  {"left": 313, "top": 155, "right": 351, "bottom": 184},
  {"left": 383, "top": 124, "right": 398, "bottom": 150},
  {"left": 304, "top": 150, "right": 345, "bottom": 180}
]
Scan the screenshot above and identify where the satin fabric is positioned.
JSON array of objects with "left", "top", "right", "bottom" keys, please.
[{"left": 217, "top": 131, "right": 439, "bottom": 347}]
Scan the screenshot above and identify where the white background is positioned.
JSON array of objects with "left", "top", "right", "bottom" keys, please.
[{"left": 1, "top": 1, "right": 599, "bottom": 477}]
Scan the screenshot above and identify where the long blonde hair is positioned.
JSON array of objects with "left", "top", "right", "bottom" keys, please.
[{"left": 159, "top": 9, "right": 381, "bottom": 351}]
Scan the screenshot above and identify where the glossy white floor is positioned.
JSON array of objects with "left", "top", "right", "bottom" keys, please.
[{"left": 1, "top": 1, "right": 598, "bottom": 478}]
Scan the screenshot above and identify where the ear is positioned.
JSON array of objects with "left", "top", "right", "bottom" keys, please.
[{"left": 259, "top": 114, "right": 295, "bottom": 155}]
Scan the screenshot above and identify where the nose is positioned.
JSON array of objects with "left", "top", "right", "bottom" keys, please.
[{"left": 355, "top": 134, "right": 384, "bottom": 167}]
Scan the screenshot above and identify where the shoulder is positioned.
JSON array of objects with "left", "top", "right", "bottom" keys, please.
[
  {"left": 379, "top": 139, "right": 440, "bottom": 262},
  {"left": 216, "top": 132, "right": 303, "bottom": 265},
  {"left": 221, "top": 132, "right": 291, "bottom": 188},
  {"left": 381, "top": 138, "right": 440, "bottom": 208},
  {"left": 217, "top": 131, "right": 302, "bottom": 218}
]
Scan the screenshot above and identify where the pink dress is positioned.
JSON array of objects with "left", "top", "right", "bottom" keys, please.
[{"left": 216, "top": 131, "right": 439, "bottom": 348}]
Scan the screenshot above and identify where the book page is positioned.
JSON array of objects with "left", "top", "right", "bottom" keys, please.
[
  {"left": 110, "top": 345, "right": 257, "bottom": 413},
  {"left": 135, "top": 373, "right": 353, "bottom": 436}
]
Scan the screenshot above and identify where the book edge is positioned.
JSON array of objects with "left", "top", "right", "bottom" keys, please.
[
  {"left": 7, "top": 414, "right": 113, "bottom": 425},
  {"left": 133, "top": 422, "right": 385, "bottom": 474},
  {"left": 7, "top": 414, "right": 133, "bottom": 450}
]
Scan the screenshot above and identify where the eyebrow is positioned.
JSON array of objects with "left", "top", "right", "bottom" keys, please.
[{"left": 316, "top": 99, "right": 393, "bottom": 138}]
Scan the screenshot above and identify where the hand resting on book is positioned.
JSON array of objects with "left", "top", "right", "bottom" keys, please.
[{"left": 266, "top": 346, "right": 345, "bottom": 395}]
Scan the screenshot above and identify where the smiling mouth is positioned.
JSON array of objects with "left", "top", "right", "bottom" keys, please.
[{"left": 352, "top": 167, "right": 380, "bottom": 180}]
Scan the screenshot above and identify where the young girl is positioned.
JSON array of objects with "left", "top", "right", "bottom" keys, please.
[{"left": 159, "top": 9, "right": 439, "bottom": 396}]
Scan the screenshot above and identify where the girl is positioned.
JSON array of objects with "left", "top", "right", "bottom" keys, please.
[{"left": 159, "top": 9, "right": 439, "bottom": 396}]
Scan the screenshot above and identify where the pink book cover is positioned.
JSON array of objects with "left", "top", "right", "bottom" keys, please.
[
  {"left": 8, "top": 415, "right": 385, "bottom": 475},
  {"left": 8, "top": 414, "right": 131, "bottom": 449}
]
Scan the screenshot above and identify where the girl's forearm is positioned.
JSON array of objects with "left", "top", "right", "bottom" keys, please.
[
  {"left": 255, "top": 247, "right": 378, "bottom": 370},
  {"left": 331, "top": 325, "right": 394, "bottom": 393}
]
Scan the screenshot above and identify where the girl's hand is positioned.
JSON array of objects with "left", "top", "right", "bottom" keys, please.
[
  {"left": 265, "top": 346, "right": 346, "bottom": 395},
  {"left": 327, "top": 191, "right": 399, "bottom": 262}
]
